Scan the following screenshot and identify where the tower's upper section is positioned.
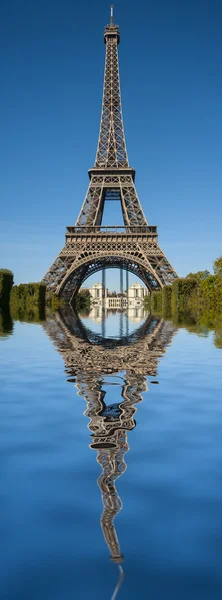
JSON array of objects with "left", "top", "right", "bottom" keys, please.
[
  {"left": 94, "top": 7, "right": 129, "bottom": 169},
  {"left": 104, "top": 6, "right": 120, "bottom": 45}
]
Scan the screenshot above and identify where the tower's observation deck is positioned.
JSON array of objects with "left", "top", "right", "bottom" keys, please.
[{"left": 104, "top": 23, "right": 120, "bottom": 44}]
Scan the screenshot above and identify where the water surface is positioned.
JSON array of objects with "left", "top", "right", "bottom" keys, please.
[{"left": 0, "top": 308, "right": 222, "bottom": 599}]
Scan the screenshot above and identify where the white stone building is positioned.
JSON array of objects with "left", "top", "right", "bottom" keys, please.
[
  {"left": 127, "top": 283, "right": 148, "bottom": 308},
  {"left": 89, "top": 282, "right": 148, "bottom": 309},
  {"left": 89, "top": 282, "right": 108, "bottom": 301}
]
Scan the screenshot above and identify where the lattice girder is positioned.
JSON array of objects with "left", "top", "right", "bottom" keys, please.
[
  {"left": 75, "top": 16, "right": 149, "bottom": 229},
  {"left": 43, "top": 10, "right": 178, "bottom": 295},
  {"left": 43, "top": 230, "right": 177, "bottom": 303},
  {"left": 76, "top": 174, "right": 147, "bottom": 227},
  {"left": 96, "top": 34, "right": 128, "bottom": 169}
]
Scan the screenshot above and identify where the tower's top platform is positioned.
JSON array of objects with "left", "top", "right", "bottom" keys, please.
[{"left": 104, "top": 6, "right": 120, "bottom": 44}]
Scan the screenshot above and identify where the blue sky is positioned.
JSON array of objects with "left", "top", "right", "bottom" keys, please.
[{"left": 1, "top": 0, "right": 221, "bottom": 289}]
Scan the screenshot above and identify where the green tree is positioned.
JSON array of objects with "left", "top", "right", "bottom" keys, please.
[
  {"left": 186, "top": 270, "right": 210, "bottom": 281},
  {"left": 0, "top": 269, "right": 14, "bottom": 308},
  {"left": 79, "top": 288, "right": 90, "bottom": 297},
  {"left": 213, "top": 256, "right": 222, "bottom": 278},
  {"left": 75, "top": 289, "right": 91, "bottom": 312}
]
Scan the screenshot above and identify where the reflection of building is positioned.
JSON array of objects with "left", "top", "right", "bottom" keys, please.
[
  {"left": 128, "top": 307, "right": 146, "bottom": 322},
  {"left": 87, "top": 305, "right": 105, "bottom": 323},
  {"left": 89, "top": 282, "right": 148, "bottom": 309},
  {"left": 87, "top": 305, "right": 148, "bottom": 326}
]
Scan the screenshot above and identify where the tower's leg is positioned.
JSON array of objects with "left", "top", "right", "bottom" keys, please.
[
  {"left": 102, "top": 268, "right": 106, "bottom": 339},
  {"left": 126, "top": 266, "right": 129, "bottom": 309},
  {"left": 120, "top": 265, "right": 123, "bottom": 309},
  {"left": 126, "top": 266, "right": 129, "bottom": 295}
]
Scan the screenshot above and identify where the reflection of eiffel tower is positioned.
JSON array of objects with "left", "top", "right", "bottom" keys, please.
[
  {"left": 44, "top": 310, "right": 176, "bottom": 570},
  {"left": 44, "top": 307, "right": 176, "bottom": 375},
  {"left": 75, "top": 373, "right": 147, "bottom": 563}
]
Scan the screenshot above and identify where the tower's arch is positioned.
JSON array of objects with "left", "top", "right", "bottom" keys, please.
[{"left": 56, "top": 252, "right": 163, "bottom": 303}]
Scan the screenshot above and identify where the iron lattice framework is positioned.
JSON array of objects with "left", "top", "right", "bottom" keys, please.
[{"left": 43, "top": 9, "right": 177, "bottom": 302}]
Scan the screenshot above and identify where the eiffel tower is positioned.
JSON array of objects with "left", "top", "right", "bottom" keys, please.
[{"left": 43, "top": 7, "right": 177, "bottom": 303}]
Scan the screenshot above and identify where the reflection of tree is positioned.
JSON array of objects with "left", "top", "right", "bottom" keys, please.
[
  {"left": 170, "top": 309, "right": 222, "bottom": 348},
  {"left": 10, "top": 305, "right": 45, "bottom": 323},
  {"left": 213, "top": 315, "right": 222, "bottom": 348},
  {"left": 0, "top": 309, "right": 13, "bottom": 338}
]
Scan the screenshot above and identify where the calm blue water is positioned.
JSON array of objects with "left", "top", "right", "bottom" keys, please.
[{"left": 0, "top": 310, "right": 222, "bottom": 599}]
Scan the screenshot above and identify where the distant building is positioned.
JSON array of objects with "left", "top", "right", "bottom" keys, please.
[
  {"left": 89, "top": 282, "right": 148, "bottom": 309},
  {"left": 128, "top": 283, "right": 148, "bottom": 307},
  {"left": 89, "top": 282, "right": 108, "bottom": 301},
  {"left": 106, "top": 296, "right": 128, "bottom": 309}
]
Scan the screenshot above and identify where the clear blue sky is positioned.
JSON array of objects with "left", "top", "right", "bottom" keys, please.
[{"left": 1, "top": 0, "right": 221, "bottom": 288}]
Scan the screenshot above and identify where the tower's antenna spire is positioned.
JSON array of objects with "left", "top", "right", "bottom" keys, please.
[{"left": 110, "top": 5, "right": 114, "bottom": 25}]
